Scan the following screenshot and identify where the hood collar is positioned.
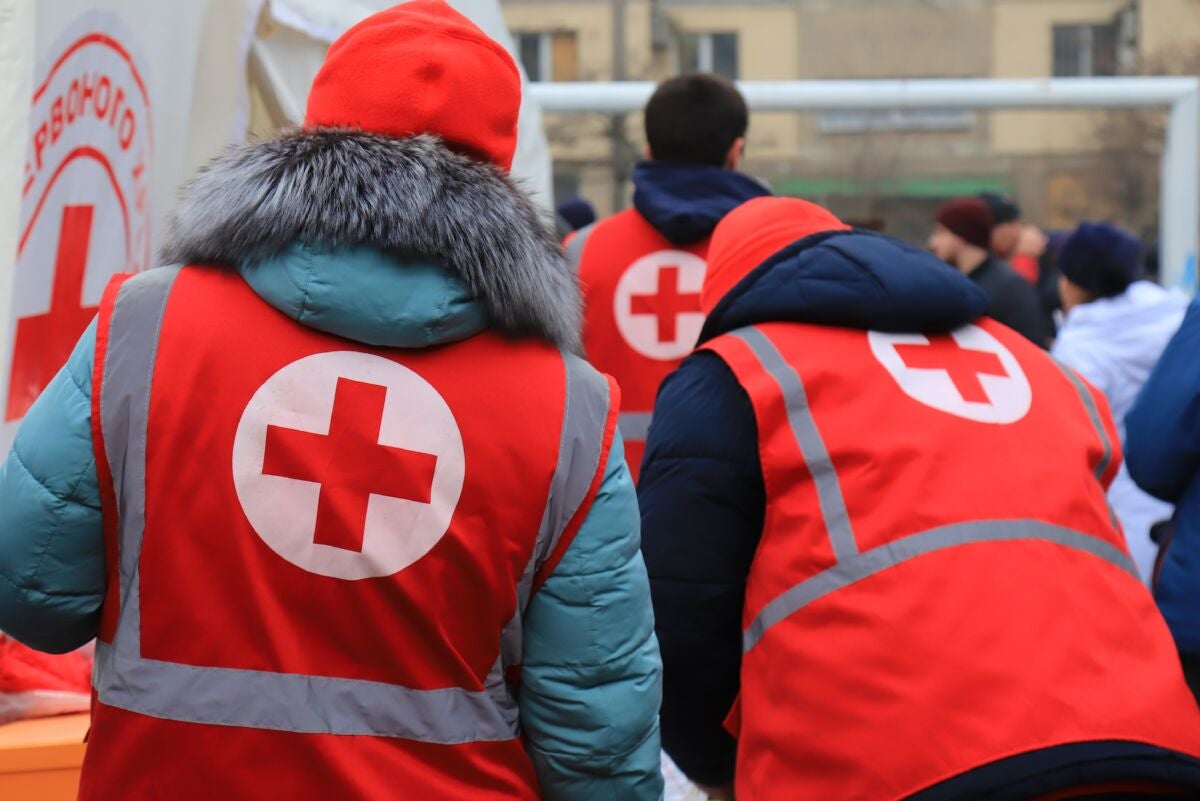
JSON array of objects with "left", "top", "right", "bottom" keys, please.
[
  {"left": 161, "top": 130, "right": 580, "bottom": 352},
  {"left": 631, "top": 160, "right": 770, "bottom": 247},
  {"left": 699, "top": 198, "right": 988, "bottom": 343}
]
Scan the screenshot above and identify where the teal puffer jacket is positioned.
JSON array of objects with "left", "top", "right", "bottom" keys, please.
[{"left": 0, "top": 242, "right": 663, "bottom": 800}]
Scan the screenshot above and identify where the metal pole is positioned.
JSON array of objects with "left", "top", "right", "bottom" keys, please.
[
  {"left": 530, "top": 77, "right": 1200, "bottom": 113},
  {"left": 1162, "top": 86, "right": 1200, "bottom": 291},
  {"left": 530, "top": 76, "right": 1200, "bottom": 294},
  {"left": 248, "top": 39, "right": 304, "bottom": 127},
  {"left": 610, "top": 0, "right": 631, "bottom": 213}
]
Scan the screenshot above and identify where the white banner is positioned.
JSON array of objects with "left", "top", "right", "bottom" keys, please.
[{"left": 0, "top": 0, "right": 260, "bottom": 451}]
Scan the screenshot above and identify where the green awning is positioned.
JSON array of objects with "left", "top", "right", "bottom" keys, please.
[{"left": 774, "top": 175, "right": 1012, "bottom": 199}]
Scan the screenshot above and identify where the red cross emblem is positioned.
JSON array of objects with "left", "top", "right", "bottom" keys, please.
[
  {"left": 868, "top": 326, "right": 1032, "bottom": 424},
  {"left": 894, "top": 335, "right": 1008, "bottom": 404},
  {"left": 629, "top": 265, "right": 702, "bottom": 344},
  {"left": 263, "top": 378, "right": 438, "bottom": 552},
  {"left": 5, "top": 205, "right": 98, "bottom": 421},
  {"left": 614, "top": 250, "right": 707, "bottom": 360},
  {"left": 233, "top": 351, "right": 465, "bottom": 580}
]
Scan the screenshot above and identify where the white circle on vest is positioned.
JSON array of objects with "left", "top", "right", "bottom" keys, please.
[
  {"left": 868, "top": 325, "right": 1032, "bottom": 424},
  {"left": 232, "top": 351, "right": 466, "bottom": 580},
  {"left": 613, "top": 250, "right": 707, "bottom": 360}
]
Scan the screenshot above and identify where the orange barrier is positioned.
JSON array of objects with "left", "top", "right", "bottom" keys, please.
[{"left": 0, "top": 713, "right": 86, "bottom": 800}]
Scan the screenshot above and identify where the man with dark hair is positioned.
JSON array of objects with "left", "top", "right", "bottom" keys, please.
[
  {"left": 642, "top": 72, "right": 751, "bottom": 166},
  {"left": 929, "top": 197, "right": 1053, "bottom": 347},
  {"left": 565, "top": 72, "right": 769, "bottom": 480}
]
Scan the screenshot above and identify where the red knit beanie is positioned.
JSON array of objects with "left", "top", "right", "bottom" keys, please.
[
  {"left": 305, "top": 1, "right": 521, "bottom": 171},
  {"left": 935, "top": 198, "right": 994, "bottom": 250}
]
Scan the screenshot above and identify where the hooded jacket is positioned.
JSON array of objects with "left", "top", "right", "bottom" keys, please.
[
  {"left": 0, "top": 131, "right": 663, "bottom": 801},
  {"left": 568, "top": 161, "right": 768, "bottom": 482},
  {"left": 1127, "top": 297, "right": 1200, "bottom": 655},
  {"left": 639, "top": 204, "right": 1200, "bottom": 797},
  {"left": 639, "top": 223, "right": 988, "bottom": 786},
  {"left": 1053, "top": 281, "right": 1189, "bottom": 582},
  {"left": 630, "top": 161, "right": 770, "bottom": 247}
]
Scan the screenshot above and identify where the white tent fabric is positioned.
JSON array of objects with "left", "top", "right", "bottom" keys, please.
[
  {"left": 0, "top": 0, "right": 261, "bottom": 450},
  {"left": 257, "top": 0, "right": 554, "bottom": 206}
]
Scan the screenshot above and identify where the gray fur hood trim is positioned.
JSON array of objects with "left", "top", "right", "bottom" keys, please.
[{"left": 162, "top": 130, "right": 581, "bottom": 353}]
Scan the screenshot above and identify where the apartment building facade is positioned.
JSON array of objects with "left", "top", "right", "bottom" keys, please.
[{"left": 501, "top": 0, "right": 1200, "bottom": 241}]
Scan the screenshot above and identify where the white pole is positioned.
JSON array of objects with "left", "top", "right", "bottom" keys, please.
[
  {"left": 1162, "top": 85, "right": 1200, "bottom": 291},
  {"left": 531, "top": 77, "right": 1200, "bottom": 293},
  {"left": 530, "top": 78, "right": 1200, "bottom": 113}
]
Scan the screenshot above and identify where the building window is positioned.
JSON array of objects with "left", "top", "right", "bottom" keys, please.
[
  {"left": 679, "top": 32, "right": 739, "bottom": 80},
  {"left": 514, "top": 31, "right": 579, "bottom": 82},
  {"left": 1053, "top": 24, "right": 1118, "bottom": 77}
]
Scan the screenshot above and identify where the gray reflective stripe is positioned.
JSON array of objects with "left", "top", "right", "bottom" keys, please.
[
  {"left": 730, "top": 327, "right": 859, "bottom": 561},
  {"left": 504, "top": 352, "right": 612, "bottom": 670},
  {"left": 744, "top": 519, "right": 1139, "bottom": 652},
  {"left": 1053, "top": 360, "right": 1114, "bottom": 481},
  {"left": 93, "top": 266, "right": 524, "bottom": 744},
  {"left": 1052, "top": 359, "right": 1122, "bottom": 531},
  {"left": 95, "top": 641, "right": 515, "bottom": 743},
  {"left": 99, "top": 266, "right": 181, "bottom": 661},
  {"left": 565, "top": 222, "right": 596, "bottom": 271},
  {"left": 619, "top": 412, "right": 652, "bottom": 441},
  {"left": 483, "top": 654, "right": 520, "bottom": 735}
]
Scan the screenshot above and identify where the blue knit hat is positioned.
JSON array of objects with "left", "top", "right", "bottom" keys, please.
[
  {"left": 1059, "top": 221, "right": 1141, "bottom": 299},
  {"left": 556, "top": 196, "right": 597, "bottom": 232}
]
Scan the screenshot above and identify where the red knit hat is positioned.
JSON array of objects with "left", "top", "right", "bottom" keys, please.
[
  {"left": 935, "top": 198, "right": 994, "bottom": 250},
  {"left": 702, "top": 197, "right": 850, "bottom": 314},
  {"left": 305, "top": 1, "right": 521, "bottom": 171}
]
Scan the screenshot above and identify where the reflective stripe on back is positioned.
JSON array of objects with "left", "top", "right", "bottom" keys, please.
[
  {"left": 564, "top": 223, "right": 596, "bottom": 272},
  {"left": 1051, "top": 360, "right": 1114, "bottom": 482},
  {"left": 618, "top": 411, "right": 652, "bottom": 442},
  {"left": 501, "top": 352, "right": 612, "bottom": 672},
  {"left": 1051, "top": 358, "right": 1123, "bottom": 532},
  {"left": 94, "top": 266, "right": 610, "bottom": 743},
  {"left": 729, "top": 326, "right": 859, "bottom": 561},
  {"left": 743, "top": 518, "right": 1139, "bottom": 652}
]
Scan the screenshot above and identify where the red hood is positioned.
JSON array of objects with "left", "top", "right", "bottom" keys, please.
[{"left": 701, "top": 197, "right": 850, "bottom": 315}]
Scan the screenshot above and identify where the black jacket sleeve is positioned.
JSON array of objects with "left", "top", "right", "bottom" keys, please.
[{"left": 638, "top": 350, "right": 765, "bottom": 787}]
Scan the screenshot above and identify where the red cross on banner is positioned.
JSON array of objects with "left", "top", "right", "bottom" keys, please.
[
  {"left": 262, "top": 377, "right": 438, "bottom": 552},
  {"left": 629, "top": 265, "right": 703, "bottom": 344},
  {"left": 894, "top": 335, "right": 1009, "bottom": 404},
  {"left": 6, "top": 205, "right": 99, "bottom": 421}
]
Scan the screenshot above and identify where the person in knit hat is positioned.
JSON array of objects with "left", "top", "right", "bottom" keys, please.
[
  {"left": 1052, "top": 222, "right": 1189, "bottom": 584},
  {"left": 0, "top": 3, "right": 663, "bottom": 799},
  {"left": 929, "top": 197, "right": 1053, "bottom": 347}
]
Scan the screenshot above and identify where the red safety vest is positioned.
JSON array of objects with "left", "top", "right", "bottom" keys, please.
[
  {"left": 702, "top": 319, "right": 1200, "bottom": 801},
  {"left": 82, "top": 266, "right": 617, "bottom": 801},
  {"left": 570, "top": 210, "right": 709, "bottom": 480}
]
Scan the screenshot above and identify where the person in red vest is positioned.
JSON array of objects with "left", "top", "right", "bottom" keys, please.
[
  {"left": 639, "top": 196, "right": 1200, "bottom": 800},
  {"left": 566, "top": 73, "right": 770, "bottom": 480},
  {"left": 0, "top": 3, "right": 664, "bottom": 799}
]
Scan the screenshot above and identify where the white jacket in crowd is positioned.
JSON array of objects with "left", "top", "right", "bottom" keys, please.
[{"left": 1053, "top": 281, "right": 1190, "bottom": 582}]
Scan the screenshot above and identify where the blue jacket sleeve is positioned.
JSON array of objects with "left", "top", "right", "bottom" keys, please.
[
  {"left": 1126, "top": 299, "right": 1200, "bottom": 503},
  {"left": 520, "top": 430, "right": 665, "bottom": 801},
  {"left": 638, "top": 351, "right": 764, "bottom": 788},
  {"left": 0, "top": 319, "right": 104, "bottom": 653}
]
